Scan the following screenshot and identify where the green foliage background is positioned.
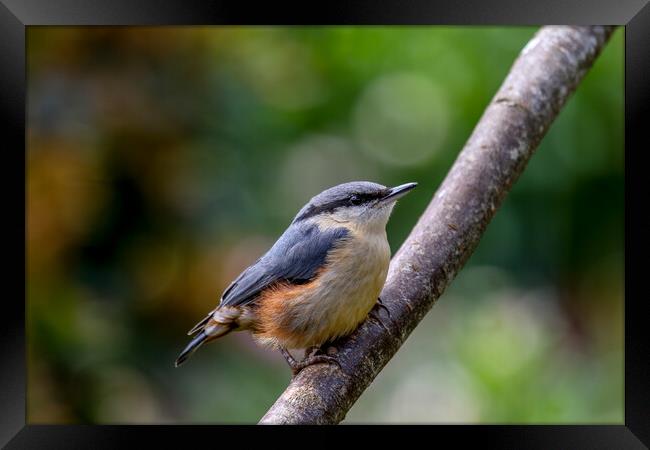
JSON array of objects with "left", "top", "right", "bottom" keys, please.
[{"left": 27, "top": 26, "right": 623, "bottom": 423}]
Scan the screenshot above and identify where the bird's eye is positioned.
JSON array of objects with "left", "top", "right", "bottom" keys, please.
[{"left": 349, "top": 195, "right": 362, "bottom": 205}]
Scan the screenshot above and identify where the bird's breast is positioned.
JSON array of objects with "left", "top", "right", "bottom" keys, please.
[{"left": 255, "top": 228, "right": 391, "bottom": 349}]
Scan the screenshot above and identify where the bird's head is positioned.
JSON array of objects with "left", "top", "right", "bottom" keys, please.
[{"left": 293, "top": 181, "right": 417, "bottom": 232}]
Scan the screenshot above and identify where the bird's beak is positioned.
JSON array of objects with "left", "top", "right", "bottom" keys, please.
[{"left": 379, "top": 182, "right": 418, "bottom": 204}]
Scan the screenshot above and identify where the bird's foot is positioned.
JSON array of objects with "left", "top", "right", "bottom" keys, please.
[
  {"left": 280, "top": 347, "right": 341, "bottom": 377},
  {"left": 291, "top": 354, "right": 341, "bottom": 377},
  {"left": 304, "top": 345, "right": 321, "bottom": 359},
  {"left": 376, "top": 297, "right": 391, "bottom": 318},
  {"left": 369, "top": 298, "right": 392, "bottom": 334}
]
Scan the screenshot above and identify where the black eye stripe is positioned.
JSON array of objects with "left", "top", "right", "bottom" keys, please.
[{"left": 295, "top": 191, "right": 387, "bottom": 222}]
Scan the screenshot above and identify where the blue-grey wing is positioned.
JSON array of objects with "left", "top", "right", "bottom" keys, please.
[{"left": 218, "top": 223, "right": 349, "bottom": 308}]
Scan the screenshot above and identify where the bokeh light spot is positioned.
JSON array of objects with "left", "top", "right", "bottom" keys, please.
[
  {"left": 354, "top": 72, "right": 449, "bottom": 167},
  {"left": 276, "top": 134, "right": 378, "bottom": 219}
]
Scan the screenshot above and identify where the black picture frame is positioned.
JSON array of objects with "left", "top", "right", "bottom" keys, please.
[{"left": 3, "top": 0, "right": 648, "bottom": 447}]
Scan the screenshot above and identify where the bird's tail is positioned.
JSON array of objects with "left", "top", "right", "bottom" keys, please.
[{"left": 174, "top": 319, "right": 233, "bottom": 367}]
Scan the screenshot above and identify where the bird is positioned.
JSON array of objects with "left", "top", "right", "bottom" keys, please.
[{"left": 174, "top": 180, "right": 417, "bottom": 375}]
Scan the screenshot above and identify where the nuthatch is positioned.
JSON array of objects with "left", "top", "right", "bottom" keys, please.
[{"left": 175, "top": 181, "right": 417, "bottom": 374}]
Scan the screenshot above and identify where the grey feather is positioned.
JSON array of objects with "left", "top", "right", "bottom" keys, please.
[
  {"left": 293, "top": 181, "right": 388, "bottom": 222},
  {"left": 218, "top": 222, "right": 350, "bottom": 308}
]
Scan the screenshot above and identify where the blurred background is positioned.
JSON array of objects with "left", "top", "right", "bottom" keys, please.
[{"left": 26, "top": 26, "right": 623, "bottom": 424}]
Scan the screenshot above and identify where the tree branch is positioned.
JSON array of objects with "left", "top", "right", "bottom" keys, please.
[{"left": 259, "top": 25, "right": 616, "bottom": 425}]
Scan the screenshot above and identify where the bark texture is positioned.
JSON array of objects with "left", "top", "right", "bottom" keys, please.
[{"left": 259, "top": 25, "right": 616, "bottom": 425}]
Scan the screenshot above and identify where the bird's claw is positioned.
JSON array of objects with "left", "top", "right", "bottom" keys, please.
[
  {"left": 369, "top": 298, "right": 392, "bottom": 334},
  {"left": 280, "top": 346, "right": 341, "bottom": 377},
  {"left": 289, "top": 354, "right": 342, "bottom": 377},
  {"left": 304, "top": 345, "right": 321, "bottom": 359},
  {"left": 369, "top": 297, "right": 391, "bottom": 322},
  {"left": 375, "top": 297, "right": 391, "bottom": 318}
]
